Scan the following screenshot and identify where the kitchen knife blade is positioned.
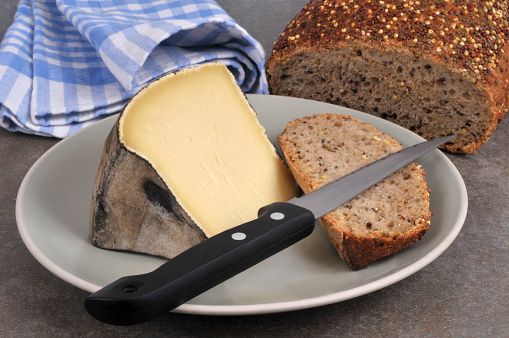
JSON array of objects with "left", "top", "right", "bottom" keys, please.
[{"left": 85, "top": 135, "right": 454, "bottom": 325}]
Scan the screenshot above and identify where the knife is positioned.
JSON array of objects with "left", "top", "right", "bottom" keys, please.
[{"left": 85, "top": 135, "right": 454, "bottom": 325}]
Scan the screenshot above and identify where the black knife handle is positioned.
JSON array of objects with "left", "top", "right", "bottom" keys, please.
[{"left": 84, "top": 202, "right": 315, "bottom": 325}]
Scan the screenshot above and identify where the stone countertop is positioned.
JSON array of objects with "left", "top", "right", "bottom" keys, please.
[{"left": 1, "top": 0, "right": 508, "bottom": 336}]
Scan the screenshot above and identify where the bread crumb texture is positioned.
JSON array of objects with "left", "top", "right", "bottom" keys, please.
[
  {"left": 278, "top": 114, "right": 432, "bottom": 270},
  {"left": 268, "top": 0, "right": 509, "bottom": 153}
]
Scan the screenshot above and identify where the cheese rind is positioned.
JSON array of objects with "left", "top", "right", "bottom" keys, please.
[
  {"left": 90, "top": 63, "right": 299, "bottom": 257},
  {"left": 89, "top": 122, "right": 207, "bottom": 258}
]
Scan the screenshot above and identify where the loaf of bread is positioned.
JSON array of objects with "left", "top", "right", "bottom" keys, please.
[
  {"left": 267, "top": 0, "right": 509, "bottom": 153},
  {"left": 278, "top": 114, "right": 431, "bottom": 270}
]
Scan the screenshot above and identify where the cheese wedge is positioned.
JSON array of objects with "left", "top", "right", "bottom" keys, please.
[{"left": 90, "top": 63, "right": 299, "bottom": 258}]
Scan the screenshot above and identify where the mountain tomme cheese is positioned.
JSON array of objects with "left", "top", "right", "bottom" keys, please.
[{"left": 90, "top": 63, "right": 299, "bottom": 258}]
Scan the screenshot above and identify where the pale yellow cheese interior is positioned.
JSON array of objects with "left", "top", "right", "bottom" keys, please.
[{"left": 119, "top": 63, "right": 299, "bottom": 237}]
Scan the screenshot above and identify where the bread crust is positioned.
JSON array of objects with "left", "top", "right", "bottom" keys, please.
[
  {"left": 321, "top": 209, "right": 429, "bottom": 270},
  {"left": 267, "top": 0, "right": 509, "bottom": 153},
  {"left": 278, "top": 113, "right": 431, "bottom": 270}
]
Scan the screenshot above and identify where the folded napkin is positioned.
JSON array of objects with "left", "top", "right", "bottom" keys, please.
[{"left": 0, "top": 0, "right": 268, "bottom": 137}]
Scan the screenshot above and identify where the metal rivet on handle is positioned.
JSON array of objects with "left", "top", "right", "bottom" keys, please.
[
  {"left": 231, "top": 232, "right": 247, "bottom": 240},
  {"left": 270, "top": 212, "right": 285, "bottom": 220}
]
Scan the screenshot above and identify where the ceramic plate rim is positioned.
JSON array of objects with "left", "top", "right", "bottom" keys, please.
[{"left": 16, "top": 94, "right": 468, "bottom": 316}]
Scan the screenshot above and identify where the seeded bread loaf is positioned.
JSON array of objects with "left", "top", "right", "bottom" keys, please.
[
  {"left": 267, "top": 0, "right": 509, "bottom": 153},
  {"left": 278, "top": 114, "right": 431, "bottom": 270}
]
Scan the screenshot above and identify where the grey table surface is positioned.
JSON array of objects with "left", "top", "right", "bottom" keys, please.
[{"left": 1, "top": 0, "right": 508, "bottom": 336}]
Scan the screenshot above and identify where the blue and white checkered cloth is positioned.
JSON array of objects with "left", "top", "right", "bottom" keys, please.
[{"left": 0, "top": 0, "right": 268, "bottom": 138}]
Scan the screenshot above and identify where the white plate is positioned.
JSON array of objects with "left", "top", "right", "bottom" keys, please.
[{"left": 16, "top": 95, "right": 467, "bottom": 315}]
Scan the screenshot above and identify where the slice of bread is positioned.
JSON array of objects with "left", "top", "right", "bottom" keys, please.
[{"left": 278, "top": 114, "right": 432, "bottom": 270}]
